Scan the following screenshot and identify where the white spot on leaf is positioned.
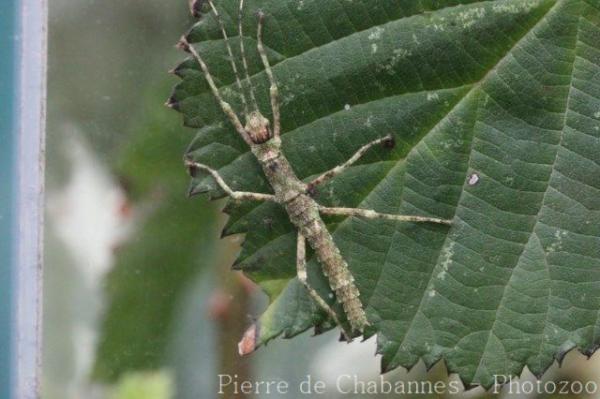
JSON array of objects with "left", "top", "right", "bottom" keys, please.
[
  {"left": 368, "top": 26, "right": 384, "bottom": 40},
  {"left": 547, "top": 229, "right": 568, "bottom": 253},
  {"left": 468, "top": 173, "right": 480, "bottom": 186},
  {"left": 427, "top": 92, "right": 440, "bottom": 102},
  {"left": 440, "top": 241, "right": 455, "bottom": 272},
  {"left": 456, "top": 7, "right": 486, "bottom": 29},
  {"left": 492, "top": 0, "right": 543, "bottom": 15}
]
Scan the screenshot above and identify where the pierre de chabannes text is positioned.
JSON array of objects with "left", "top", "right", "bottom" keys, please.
[{"left": 218, "top": 374, "right": 599, "bottom": 396}]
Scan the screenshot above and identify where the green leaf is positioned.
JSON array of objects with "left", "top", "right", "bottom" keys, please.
[
  {"left": 110, "top": 371, "right": 174, "bottom": 399},
  {"left": 170, "top": 0, "right": 600, "bottom": 388}
]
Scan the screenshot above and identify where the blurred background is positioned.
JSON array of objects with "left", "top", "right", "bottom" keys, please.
[{"left": 43, "top": 1, "right": 600, "bottom": 398}]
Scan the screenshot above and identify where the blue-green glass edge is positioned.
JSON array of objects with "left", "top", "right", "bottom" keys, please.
[{"left": 0, "top": 1, "right": 18, "bottom": 398}]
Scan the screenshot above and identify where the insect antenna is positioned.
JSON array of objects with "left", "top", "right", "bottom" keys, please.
[
  {"left": 238, "top": 0, "right": 260, "bottom": 112},
  {"left": 257, "top": 11, "right": 281, "bottom": 138},
  {"left": 207, "top": 0, "right": 249, "bottom": 115}
]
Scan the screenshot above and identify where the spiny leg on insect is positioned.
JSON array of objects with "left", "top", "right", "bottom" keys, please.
[{"left": 179, "top": 0, "right": 452, "bottom": 343}]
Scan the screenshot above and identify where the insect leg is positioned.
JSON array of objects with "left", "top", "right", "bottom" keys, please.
[
  {"left": 207, "top": 0, "right": 249, "bottom": 114},
  {"left": 256, "top": 11, "right": 281, "bottom": 138},
  {"left": 308, "top": 135, "right": 394, "bottom": 189},
  {"left": 318, "top": 206, "right": 452, "bottom": 225},
  {"left": 185, "top": 159, "right": 276, "bottom": 202},
  {"left": 238, "top": 0, "right": 259, "bottom": 110},
  {"left": 177, "top": 36, "right": 254, "bottom": 146},
  {"left": 296, "top": 232, "right": 353, "bottom": 341}
]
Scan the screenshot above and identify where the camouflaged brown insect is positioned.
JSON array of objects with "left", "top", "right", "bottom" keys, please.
[{"left": 176, "top": 0, "right": 452, "bottom": 346}]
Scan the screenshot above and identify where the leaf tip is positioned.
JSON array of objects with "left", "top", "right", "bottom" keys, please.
[
  {"left": 582, "top": 344, "right": 600, "bottom": 359},
  {"left": 221, "top": 224, "right": 243, "bottom": 239},
  {"left": 164, "top": 96, "right": 180, "bottom": 111},
  {"left": 231, "top": 257, "right": 244, "bottom": 270},
  {"left": 555, "top": 341, "right": 577, "bottom": 367},
  {"left": 188, "top": 0, "right": 206, "bottom": 18},
  {"left": 338, "top": 331, "right": 354, "bottom": 343},
  {"left": 380, "top": 361, "right": 392, "bottom": 375},
  {"left": 176, "top": 36, "right": 191, "bottom": 53},
  {"left": 168, "top": 65, "right": 184, "bottom": 77},
  {"left": 187, "top": 184, "right": 202, "bottom": 198},
  {"left": 238, "top": 323, "right": 259, "bottom": 356}
]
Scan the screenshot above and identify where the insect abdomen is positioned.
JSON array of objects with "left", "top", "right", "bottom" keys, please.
[{"left": 287, "top": 195, "right": 369, "bottom": 333}]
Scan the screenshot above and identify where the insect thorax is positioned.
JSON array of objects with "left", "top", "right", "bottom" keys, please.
[{"left": 251, "top": 137, "right": 307, "bottom": 204}]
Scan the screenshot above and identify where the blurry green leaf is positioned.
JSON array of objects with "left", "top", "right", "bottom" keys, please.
[
  {"left": 172, "top": 0, "right": 600, "bottom": 388},
  {"left": 111, "top": 371, "right": 173, "bottom": 399},
  {"left": 93, "top": 82, "right": 219, "bottom": 381}
]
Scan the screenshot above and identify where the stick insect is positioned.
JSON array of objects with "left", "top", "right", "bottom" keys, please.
[{"left": 177, "top": 0, "right": 452, "bottom": 344}]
